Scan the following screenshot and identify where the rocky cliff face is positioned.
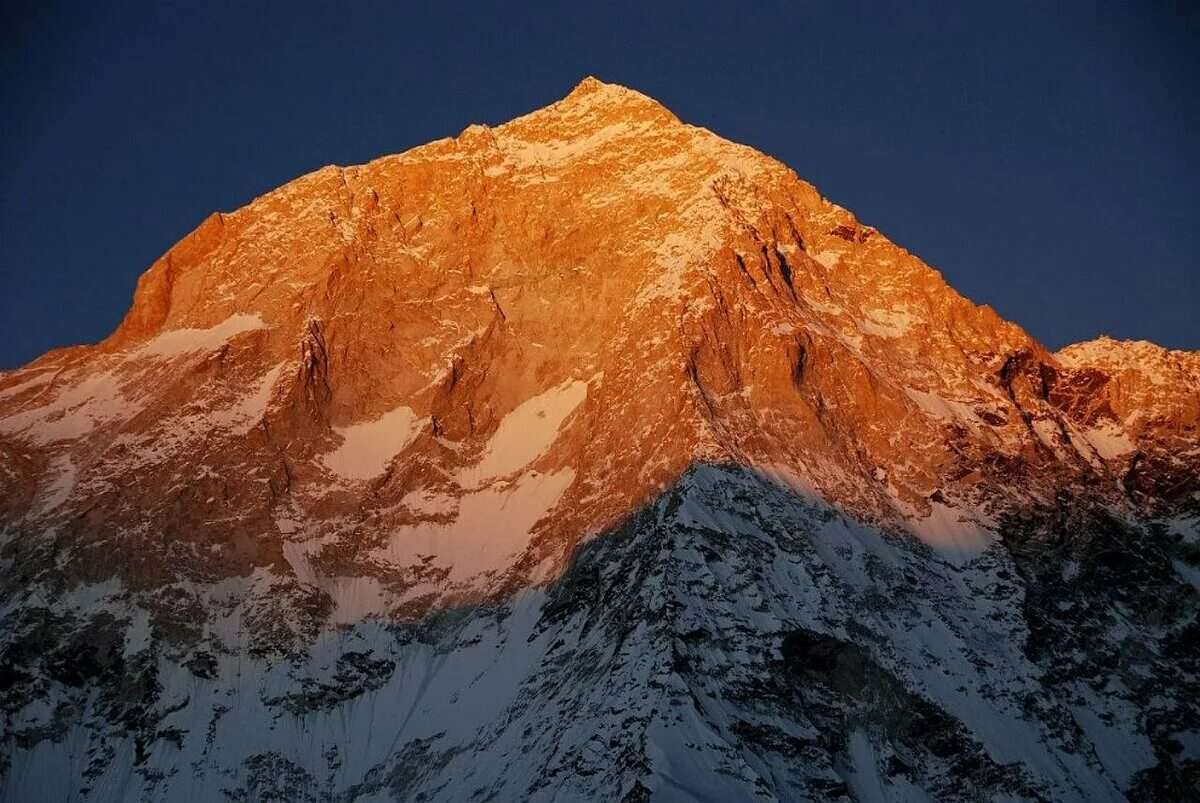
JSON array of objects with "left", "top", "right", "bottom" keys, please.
[{"left": 1, "top": 78, "right": 1196, "bottom": 801}]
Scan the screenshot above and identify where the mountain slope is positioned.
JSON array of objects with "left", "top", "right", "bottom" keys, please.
[{"left": 1, "top": 78, "right": 1197, "bottom": 801}]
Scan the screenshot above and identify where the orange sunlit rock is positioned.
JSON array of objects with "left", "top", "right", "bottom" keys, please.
[{"left": 0, "top": 78, "right": 1195, "bottom": 614}]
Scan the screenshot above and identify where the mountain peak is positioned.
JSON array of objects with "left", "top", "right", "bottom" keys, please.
[
  {"left": 3, "top": 81, "right": 1199, "bottom": 800},
  {"left": 564, "top": 75, "right": 618, "bottom": 99},
  {"left": 2, "top": 77, "right": 1196, "bottom": 602},
  {"left": 561, "top": 75, "right": 653, "bottom": 106},
  {"left": 533, "top": 75, "right": 681, "bottom": 130}
]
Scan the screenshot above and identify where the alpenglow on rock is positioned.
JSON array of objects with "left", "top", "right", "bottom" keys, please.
[{"left": 1, "top": 78, "right": 1197, "bottom": 801}]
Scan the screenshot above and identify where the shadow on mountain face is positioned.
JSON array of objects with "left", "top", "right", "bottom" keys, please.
[{"left": 1, "top": 461, "right": 1196, "bottom": 802}]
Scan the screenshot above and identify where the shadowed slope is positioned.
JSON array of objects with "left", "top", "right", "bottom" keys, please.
[{"left": 1, "top": 464, "right": 1195, "bottom": 800}]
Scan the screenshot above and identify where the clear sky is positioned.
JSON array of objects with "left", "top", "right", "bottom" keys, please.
[{"left": 2, "top": 1, "right": 1196, "bottom": 368}]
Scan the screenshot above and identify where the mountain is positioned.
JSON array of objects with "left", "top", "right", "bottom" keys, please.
[{"left": 1, "top": 77, "right": 1196, "bottom": 802}]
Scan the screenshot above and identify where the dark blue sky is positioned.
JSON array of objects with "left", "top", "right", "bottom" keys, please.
[{"left": 2, "top": 2, "right": 1196, "bottom": 368}]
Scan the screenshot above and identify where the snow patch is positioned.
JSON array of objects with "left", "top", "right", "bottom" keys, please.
[
  {"left": 1171, "top": 558, "right": 1200, "bottom": 591},
  {"left": 859, "top": 308, "right": 916, "bottom": 338},
  {"left": 1080, "top": 423, "right": 1135, "bottom": 460},
  {"left": 904, "top": 388, "right": 982, "bottom": 428},
  {"left": 908, "top": 502, "right": 995, "bottom": 562},
  {"left": 327, "top": 576, "right": 390, "bottom": 624},
  {"left": 0, "top": 370, "right": 129, "bottom": 444},
  {"left": 136, "top": 313, "right": 267, "bottom": 357},
  {"left": 322, "top": 406, "right": 422, "bottom": 480},
  {"left": 841, "top": 730, "right": 890, "bottom": 803},
  {"left": 0, "top": 371, "right": 54, "bottom": 400},
  {"left": 500, "top": 121, "right": 651, "bottom": 169},
  {"left": 281, "top": 540, "right": 318, "bottom": 585},
  {"left": 457, "top": 380, "right": 586, "bottom": 488},
  {"left": 379, "top": 469, "right": 575, "bottom": 580},
  {"left": 36, "top": 454, "right": 77, "bottom": 515},
  {"left": 208, "top": 362, "right": 284, "bottom": 432},
  {"left": 402, "top": 489, "right": 458, "bottom": 516},
  {"left": 1032, "top": 418, "right": 1061, "bottom": 450},
  {"left": 811, "top": 250, "right": 841, "bottom": 268}
]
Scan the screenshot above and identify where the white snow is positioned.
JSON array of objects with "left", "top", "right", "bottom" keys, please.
[
  {"left": 858, "top": 308, "right": 917, "bottom": 338},
  {"left": 1032, "top": 418, "right": 1061, "bottom": 450},
  {"left": 842, "top": 730, "right": 891, "bottom": 803},
  {"left": 322, "top": 406, "right": 422, "bottom": 480},
  {"left": 327, "top": 576, "right": 390, "bottom": 623},
  {"left": 0, "top": 369, "right": 129, "bottom": 444},
  {"left": 379, "top": 469, "right": 575, "bottom": 580},
  {"left": 1080, "top": 423, "right": 1135, "bottom": 460},
  {"left": 402, "top": 489, "right": 458, "bottom": 516},
  {"left": 35, "top": 454, "right": 77, "bottom": 515},
  {"left": 500, "top": 121, "right": 650, "bottom": 170},
  {"left": 0, "top": 370, "right": 54, "bottom": 400},
  {"left": 280, "top": 540, "right": 318, "bottom": 585},
  {"left": 1171, "top": 558, "right": 1200, "bottom": 591},
  {"left": 810, "top": 250, "right": 841, "bottom": 268},
  {"left": 208, "top": 362, "right": 285, "bottom": 432},
  {"left": 904, "top": 387, "right": 982, "bottom": 428},
  {"left": 908, "top": 501, "right": 995, "bottom": 562},
  {"left": 0, "top": 461, "right": 1172, "bottom": 802},
  {"left": 136, "top": 313, "right": 267, "bottom": 357},
  {"left": 1070, "top": 695, "right": 1157, "bottom": 786},
  {"left": 457, "top": 380, "right": 586, "bottom": 488}
]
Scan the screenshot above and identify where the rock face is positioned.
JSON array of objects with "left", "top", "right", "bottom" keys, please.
[{"left": 0, "top": 78, "right": 1197, "bottom": 801}]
